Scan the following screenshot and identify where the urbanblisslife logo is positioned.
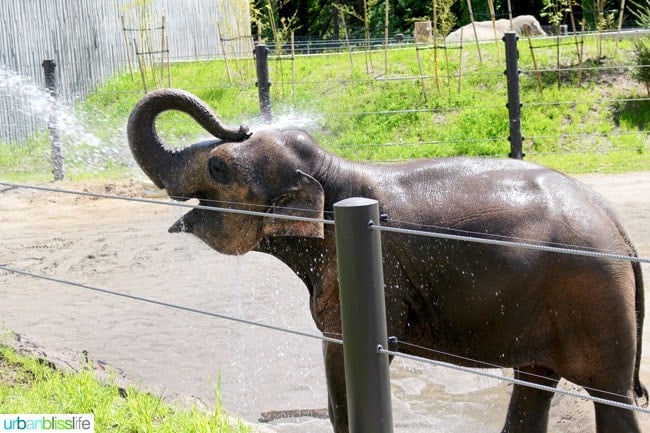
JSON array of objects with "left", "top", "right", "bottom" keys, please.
[{"left": 0, "top": 414, "right": 94, "bottom": 432}]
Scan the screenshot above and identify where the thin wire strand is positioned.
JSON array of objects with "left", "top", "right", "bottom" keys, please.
[
  {"left": 0, "top": 182, "right": 333, "bottom": 226},
  {"left": 2, "top": 182, "right": 648, "bottom": 264},
  {"left": 377, "top": 345, "right": 650, "bottom": 415},
  {"left": 391, "top": 338, "right": 633, "bottom": 402},
  {"left": 371, "top": 223, "right": 650, "bottom": 264},
  {"left": 0, "top": 264, "right": 342, "bottom": 346},
  {"left": 1, "top": 262, "right": 644, "bottom": 409}
]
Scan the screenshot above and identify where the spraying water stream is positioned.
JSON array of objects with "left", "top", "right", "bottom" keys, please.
[{"left": 0, "top": 65, "right": 131, "bottom": 177}]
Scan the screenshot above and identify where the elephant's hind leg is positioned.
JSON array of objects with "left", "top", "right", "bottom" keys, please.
[
  {"left": 589, "top": 390, "right": 641, "bottom": 433},
  {"left": 501, "top": 366, "right": 559, "bottom": 433}
]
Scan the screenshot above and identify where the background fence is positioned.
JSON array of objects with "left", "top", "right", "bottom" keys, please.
[
  {"left": 1, "top": 30, "right": 649, "bottom": 179},
  {"left": 0, "top": 0, "right": 251, "bottom": 142}
]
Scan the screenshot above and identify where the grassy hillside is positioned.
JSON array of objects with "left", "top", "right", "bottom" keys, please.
[{"left": 1, "top": 31, "right": 649, "bottom": 181}]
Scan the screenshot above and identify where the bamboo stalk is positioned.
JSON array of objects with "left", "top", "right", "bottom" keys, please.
[
  {"left": 384, "top": 0, "right": 389, "bottom": 74},
  {"left": 134, "top": 38, "right": 147, "bottom": 93},
  {"left": 217, "top": 22, "right": 232, "bottom": 82},
  {"left": 166, "top": 34, "right": 171, "bottom": 87},
  {"left": 160, "top": 15, "right": 165, "bottom": 82},
  {"left": 291, "top": 31, "right": 296, "bottom": 104},
  {"left": 340, "top": 9, "right": 354, "bottom": 76},
  {"left": 433, "top": 0, "right": 440, "bottom": 92},
  {"left": 415, "top": 45, "right": 429, "bottom": 105},
  {"left": 458, "top": 27, "right": 464, "bottom": 93},
  {"left": 615, "top": 0, "right": 626, "bottom": 50},
  {"left": 465, "top": 0, "right": 482, "bottom": 64},
  {"left": 120, "top": 15, "right": 134, "bottom": 80},
  {"left": 486, "top": 0, "right": 500, "bottom": 62},
  {"left": 527, "top": 35, "right": 543, "bottom": 94}
]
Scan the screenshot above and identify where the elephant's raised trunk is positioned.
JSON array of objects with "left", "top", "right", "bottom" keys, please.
[{"left": 127, "top": 88, "right": 250, "bottom": 196}]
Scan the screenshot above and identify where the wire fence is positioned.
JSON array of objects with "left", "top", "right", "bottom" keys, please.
[
  {"left": 1, "top": 26, "right": 649, "bottom": 172},
  {"left": 1, "top": 181, "right": 649, "bottom": 423}
]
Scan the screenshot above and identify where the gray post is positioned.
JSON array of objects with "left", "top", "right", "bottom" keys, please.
[
  {"left": 42, "top": 59, "right": 64, "bottom": 180},
  {"left": 503, "top": 32, "right": 524, "bottom": 160},
  {"left": 254, "top": 43, "right": 272, "bottom": 123},
  {"left": 333, "top": 197, "right": 394, "bottom": 433}
]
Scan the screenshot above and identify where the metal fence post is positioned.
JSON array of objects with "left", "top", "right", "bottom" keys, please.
[
  {"left": 503, "top": 31, "right": 524, "bottom": 159},
  {"left": 333, "top": 197, "right": 394, "bottom": 433},
  {"left": 42, "top": 59, "right": 64, "bottom": 180},
  {"left": 254, "top": 43, "right": 272, "bottom": 123}
]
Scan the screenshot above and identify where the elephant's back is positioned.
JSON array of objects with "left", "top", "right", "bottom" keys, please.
[{"left": 377, "top": 157, "right": 633, "bottom": 256}]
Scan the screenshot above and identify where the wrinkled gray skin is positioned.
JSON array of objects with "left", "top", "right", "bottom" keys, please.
[
  {"left": 445, "top": 15, "right": 546, "bottom": 43},
  {"left": 128, "top": 88, "right": 647, "bottom": 433}
]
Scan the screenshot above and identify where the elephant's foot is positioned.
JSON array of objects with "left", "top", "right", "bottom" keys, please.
[{"left": 500, "top": 366, "right": 559, "bottom": 433}]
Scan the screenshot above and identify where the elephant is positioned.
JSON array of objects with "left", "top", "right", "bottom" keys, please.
[
  {"left": 445, "top": 15, "right": 547, "bottom": 43},
  {"left": 128, "top": 88, "right": 647, "bottom": 433}
]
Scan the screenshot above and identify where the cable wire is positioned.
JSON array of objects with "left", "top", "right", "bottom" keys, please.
[
  {"left": 0, "top": 264, "right": 342, "bottom": 347},
  {"left": 377, "top": 345, "right": 650, "bottom": 415},
  {"left": 370, "top": 223, "right": 650, "bottom": 264},
  {"left": 2, "top": 181, "right": 648, "bottom": 264}
]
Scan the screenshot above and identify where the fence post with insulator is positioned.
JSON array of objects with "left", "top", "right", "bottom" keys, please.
[
  {"left": 254, "top": 43, "right": 272, "bottom": 123},
  {"left": 42, "top": 59, "right": 64, "bottom": 180},
  {"left": 503, "top": 31, "right": 524, "bottom": 159},
  {"left": 333, "top": 197, "right": 394, "bottom": 433}
]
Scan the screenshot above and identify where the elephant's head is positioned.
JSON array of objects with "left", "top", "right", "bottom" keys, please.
[
  {"left": 127, "top": 88, "right": 325, "bottom": 255},
  {"left": 515, "top": 15, "right": 547, "bottom": 37}
]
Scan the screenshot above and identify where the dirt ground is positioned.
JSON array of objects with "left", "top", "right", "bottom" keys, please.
[{"left": 1, "top": 171, "right": 649, "bottom": 433}]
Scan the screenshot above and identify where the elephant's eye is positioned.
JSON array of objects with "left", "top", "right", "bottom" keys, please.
[{"left": 208, "top": 157, "right": 229, "bottom": 184}]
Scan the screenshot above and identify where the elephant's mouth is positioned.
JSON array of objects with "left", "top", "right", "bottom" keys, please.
[
  {"left": 167, "top": 208, "right": 264, "bottom": 256},
  {"left": 168, "top": 216, "right": 191, "bottom": 233}
]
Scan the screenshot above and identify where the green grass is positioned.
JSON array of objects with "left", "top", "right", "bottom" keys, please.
[
  {"left": 1, "top": 32, "right": 649, "bottom": 181},
  {"left": 0, "top": 345, "right": 250, "bottom": 433}
]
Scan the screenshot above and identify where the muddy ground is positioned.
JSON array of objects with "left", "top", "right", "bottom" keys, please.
[{"left": 1, "top": 171, "right": 649, "bottom": 432}]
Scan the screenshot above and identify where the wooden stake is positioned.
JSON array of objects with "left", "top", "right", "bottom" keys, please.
[
  {"left": 458, "top": 28, "right": 464, "bottom": 93},
  {"left": 120, "top": 15, "right": 134, "bottom": 80},
  {"left": 340, "top": 9, "right": 354, "bottom": 76},
  {"left": 527, "top": 36, "right": 543, "bottom": 94},
  {"left": 291, "top": 31, "right": 296, "bottom": 104},
  {"left": 433, "top": 0, "right": 440, "bottom": 92},
  {"left": 415, "top": 45, "right": 429, "bottom": 105},
  {"left": 465, "top": 0, "right": 482, "bottom": 64},
  {"left": 134, "top": 38, "right": 147, "bottom": 93},
  {"left": 487, "top": 0, "right": 500, "bottom": 62},
  {"left": 166, "top": 34, "right": 171, "bottom": 87},
  {"left": 217, "top": 22, "right": 232, "bottom": 82},
  {"left": 615, "top": 0, "right": 626, "bottom": 50},
  {"left": 160, "top": 15, "right": 165, "bottom": 82},
  {"left": 384, "top": 0, "right": 389, "bottom": 75}
]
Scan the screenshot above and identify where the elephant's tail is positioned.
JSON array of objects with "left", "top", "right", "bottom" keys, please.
[{"left": 633, "top": 257, "right": 649, "bottom": 406}]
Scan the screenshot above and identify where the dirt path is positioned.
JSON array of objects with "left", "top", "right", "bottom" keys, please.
[{"left": 1, "top": 172, "right": 649, "bottom": 432}]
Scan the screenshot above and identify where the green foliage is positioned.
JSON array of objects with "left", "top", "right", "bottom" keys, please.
[
  {"left": 629, "top": 0, "right": 650, "bottom": 27},
  {"left": 633, "top": 38, "right": 650, "bottom": 96},
  {"left": 0, "top": 346, "right": 250, "bottom": 433},
  {"left": 630, "top": 0, "right": 650, "bottom": 96},
  {"left": 2, "top": 32, "right": 649, "bottom": 181},
  {"left": 541, "top": 0, "right": 572, "bottom": 27}
]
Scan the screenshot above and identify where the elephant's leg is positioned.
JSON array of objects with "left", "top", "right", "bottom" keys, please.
[
  {"left": 323, "top": 340, "right": 349, "bottom": 433},
  {"left": 592, "top": 402, "right": 641, "bottom": 433},
  {"left": 501, "top": 366, "right": 559, "bottom": 433},
  {"left": 589, "top": 390, "right": 641, "bottom": 433}
]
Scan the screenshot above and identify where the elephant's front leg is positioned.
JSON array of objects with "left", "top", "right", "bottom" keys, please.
[
  {"left": 501, "top": 366, "right": 559, "bottom": 433},
  {"left": 323, "top": 340, "right": 349, "bottom": 433}
]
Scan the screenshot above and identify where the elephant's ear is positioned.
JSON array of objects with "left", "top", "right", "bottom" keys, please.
[{"left": 263, "top": 170, "right": 325, "bottom": 238}]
